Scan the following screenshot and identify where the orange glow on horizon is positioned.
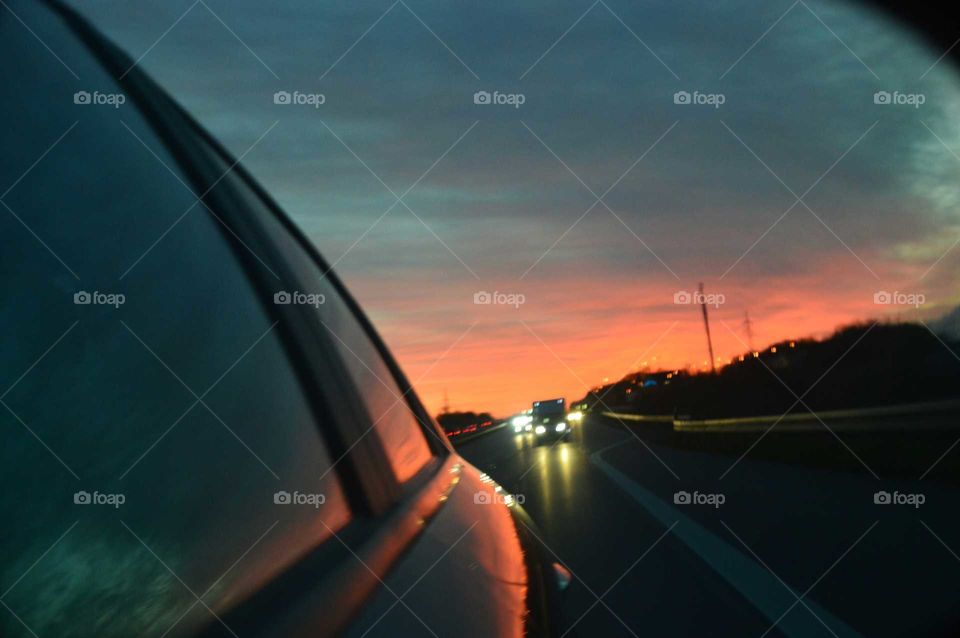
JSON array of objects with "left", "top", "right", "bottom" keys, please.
[{"left": 351, "top": 257, "right": 947, "bottom": 417}]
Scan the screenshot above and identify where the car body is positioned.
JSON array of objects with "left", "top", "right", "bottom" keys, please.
[
  {"left": 0, "top": 2, "right": 565, "bottom": 636},
  {"left": 530, "top": 399, "right": 571, "bottom": 443}
]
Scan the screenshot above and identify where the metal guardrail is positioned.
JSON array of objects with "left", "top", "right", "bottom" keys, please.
[
  {"left": 600, "top": 413, "right": 674, "bottom": 424},
  {"left": 602, "top": 398, "right": 960, "bottom": 433}
]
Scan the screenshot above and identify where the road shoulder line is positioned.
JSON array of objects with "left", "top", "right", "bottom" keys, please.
[{"left": 589, "top": 440, "right": 861, "bottom": 638}]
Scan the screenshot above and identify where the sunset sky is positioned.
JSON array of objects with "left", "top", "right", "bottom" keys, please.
[{"left": 70, "top": 0, "right": 960, "bottom": 415}]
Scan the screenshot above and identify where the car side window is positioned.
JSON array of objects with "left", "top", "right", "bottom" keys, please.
[
  {"left": 0, "top": 4, "right": 349, "bottom": 637},
  {"left": 199, "top": 146, "right": 438, "bottom": 484},
  {"left": 319, "top": 283, "right": 439, "bottom": 483}
]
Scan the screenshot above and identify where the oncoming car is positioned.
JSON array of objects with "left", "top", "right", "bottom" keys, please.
[{"left": 512, "top": 412, "right": 533, "bottom": 433}]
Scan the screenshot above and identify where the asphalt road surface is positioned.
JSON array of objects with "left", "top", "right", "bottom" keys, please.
[{"left": 455, "top": 414, "right": 960, "bottom": 637}]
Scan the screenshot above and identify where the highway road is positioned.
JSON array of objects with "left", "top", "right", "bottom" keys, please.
[{"left": 455, "top": 414, "right": 960, "bottom": 637}]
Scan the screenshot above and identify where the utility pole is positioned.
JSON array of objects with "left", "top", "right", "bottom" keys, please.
[
  {"left": 743, "top": 310, "right": 754, "bottom": 352},
  {"left": 442, "top": 389, "right": 450, "bottom": 414},
  {"left": 699, "top": 282, "right": 716, "bottom": 373}
]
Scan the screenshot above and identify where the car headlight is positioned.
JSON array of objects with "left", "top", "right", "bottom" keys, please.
[
  {"left": 567, "top": 411, "right": 582, "bottom": 422},
  {"left": 534, "top": 425, "right": 546, "bottom": 435},
  {"left": 555, "top": 422, "right": 567, "bottom": 432}
]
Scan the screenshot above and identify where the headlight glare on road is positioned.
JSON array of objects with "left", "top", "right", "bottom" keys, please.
[
  {"left": 555, "top": 422, "right": 567, "bottom": 432},
  {"left": 535, "top": 425, "right": 546, "bottom": 435}
]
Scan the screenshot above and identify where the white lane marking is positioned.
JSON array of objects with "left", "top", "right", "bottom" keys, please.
[{"left": 590, "top": 441, "right": 862, "bottom": 638}]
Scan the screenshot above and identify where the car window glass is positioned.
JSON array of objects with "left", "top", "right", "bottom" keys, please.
[
  {"left": 199, "top": 147, "right": 436, "bottom": 484},
  {"left": 0, "top": 5, "right": 349, "bottom": 637}
]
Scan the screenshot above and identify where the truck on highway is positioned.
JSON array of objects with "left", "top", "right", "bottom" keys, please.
[{"left": 531, "top": 398, "right": 571, "bottom": 442}]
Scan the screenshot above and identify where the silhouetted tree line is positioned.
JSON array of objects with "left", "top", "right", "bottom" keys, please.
[
  {"left": 576, "top": 322, "right": 960, "bottom": 419},
  {"left": 436, "top": 411, "right": 494, "bottom": 432}
]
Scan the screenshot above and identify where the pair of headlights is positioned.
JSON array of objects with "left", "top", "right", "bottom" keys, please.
[{"left": 535, "top": 422, "right": 567, "bottom": 434}]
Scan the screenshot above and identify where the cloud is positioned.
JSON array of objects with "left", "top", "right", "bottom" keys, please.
[{"left": 67, "top": 0, "right": 960, "bottom": 414}]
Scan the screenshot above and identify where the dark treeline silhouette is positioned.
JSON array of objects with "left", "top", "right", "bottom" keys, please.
[
  {"left": 436, "top": 410, "right": 495, "bottom": 436},
  {"left": 576, "top": 322, "right": 960, "bottom": 419}
]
